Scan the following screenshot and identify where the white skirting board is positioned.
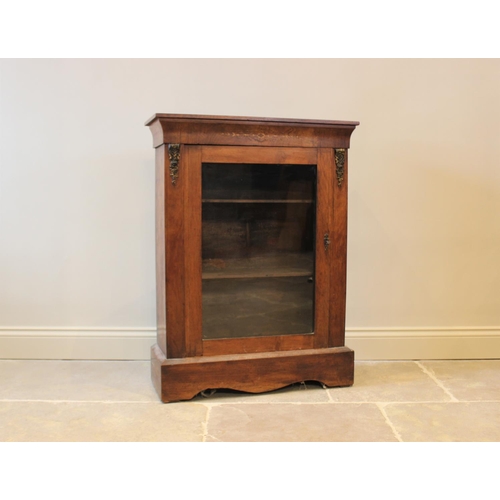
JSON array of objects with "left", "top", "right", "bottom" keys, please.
[{"left": 0, "top": 327, "right": 499, "bottom": 360}]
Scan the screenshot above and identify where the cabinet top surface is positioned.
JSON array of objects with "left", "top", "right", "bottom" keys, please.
[{"left": 145, "top": 113, "right": 360, "bottom": 128}]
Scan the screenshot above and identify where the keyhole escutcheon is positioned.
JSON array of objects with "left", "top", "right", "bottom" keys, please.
[{"left": 324, "top": 233, "right": 330, "bottom": 251}]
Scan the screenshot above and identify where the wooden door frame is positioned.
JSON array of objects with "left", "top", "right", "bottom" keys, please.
[{"left": 181, "top": 145, "right": 334, "bottom": 357}]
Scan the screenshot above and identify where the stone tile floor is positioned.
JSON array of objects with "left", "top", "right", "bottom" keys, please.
[{"left": 1, "top": 359, "right": 499, "bottom": 442}]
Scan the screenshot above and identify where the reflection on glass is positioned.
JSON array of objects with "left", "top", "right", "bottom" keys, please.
[{"left": 202, "top": 163, "right": 316, "bottom": 339}]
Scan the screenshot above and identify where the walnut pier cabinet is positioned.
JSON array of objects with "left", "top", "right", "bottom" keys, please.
[{"left": 145, "top": 113, "right": 359, "bottom": 403}]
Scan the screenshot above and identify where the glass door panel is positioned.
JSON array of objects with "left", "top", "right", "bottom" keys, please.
[{"left": 202, "top": 163, "right": 316, "bottom": 339}]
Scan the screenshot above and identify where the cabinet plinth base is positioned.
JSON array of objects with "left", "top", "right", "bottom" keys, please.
[{"left": 151, "top": 344, "right": 354, "bottom": 403}]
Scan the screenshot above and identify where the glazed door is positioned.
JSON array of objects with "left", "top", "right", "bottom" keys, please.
[{"left": 185, "top": 146, "right": 334, "bottom": 356}]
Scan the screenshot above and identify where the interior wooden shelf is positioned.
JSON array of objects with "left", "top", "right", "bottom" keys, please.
[
  {"left": 202, "top": 199, "right": 314, "bottom": 204},
  {"left": 202, "top": 252, "right": 314, "bottom": 280}
]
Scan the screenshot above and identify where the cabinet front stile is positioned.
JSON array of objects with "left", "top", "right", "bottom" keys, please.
[
  {"left": 330, "top": 147, "right": 348, "bottom": 347},
  {"left": 183, "top": 146, "right": 203, "bottom": 357},
  {"left": 163, "top": 144, "right": 187, "bottom": 358}
]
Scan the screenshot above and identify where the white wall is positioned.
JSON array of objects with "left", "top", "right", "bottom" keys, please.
[{"left": 1, "top": 59, "right": 499, "bottom": 359}]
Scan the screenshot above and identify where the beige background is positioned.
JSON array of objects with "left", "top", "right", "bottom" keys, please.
[{"left": 1, "top": 59, "right": 499, "bottom": 359}]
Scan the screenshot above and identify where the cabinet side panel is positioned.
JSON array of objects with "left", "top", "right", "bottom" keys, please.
[
  {"left": 155, "top": 145, "right": 167, "bottom": 354},
  {"left": 165, "top": 145, "right": 187, "bottom": 358},
  {"left": 330, "top": 150, "right": 348, "bottom": 346},
  {"left": 184, "top": 146, "right": 203, "bottom": 356}
]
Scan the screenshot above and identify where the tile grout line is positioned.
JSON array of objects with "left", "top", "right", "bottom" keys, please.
[
  {"left": 323, "top": 385, "right": 334, "bottom": 403},
  {"left": 415, "top": 361, "right": 459, "bottom": 401},
  {"left": 0, "top": 399, "right": 162, "bottom": 404},
  {"left": 201, "top": 404, "right": 211, "bottom": 442},
  {"left": 2, "top": 398, "right": 499, "bottom": 404},
  {"left": 376, "top": 403, "right": 403, "bottom": 442},
  {"left": 200, "top": 404, "right": 223, "bottom": 442}
]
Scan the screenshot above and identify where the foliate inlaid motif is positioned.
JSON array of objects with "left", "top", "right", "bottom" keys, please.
[
  {"left": 168, "top": 144, "right": 180, "bottom": 185},
  {"left": 334, "top": 148, "right": 346, "bottom": 187}
]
